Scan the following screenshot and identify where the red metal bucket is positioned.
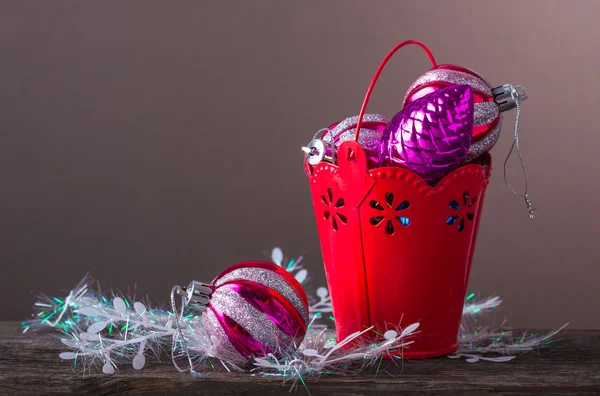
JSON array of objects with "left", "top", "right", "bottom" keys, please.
[
  {"left": 305, "top": 145, "right": 491, "bottom": 358},
  {"left": 304, "top": 41, "right": 493, "bottom": 358}
]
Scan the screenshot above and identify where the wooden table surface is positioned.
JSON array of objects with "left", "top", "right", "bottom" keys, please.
[{"left": 1, "top": 322, "right": 599, "bottom": 395}]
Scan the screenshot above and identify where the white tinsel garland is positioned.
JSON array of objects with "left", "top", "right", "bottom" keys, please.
[{"left": 23, "top": 247, "right": 567, "bottom": 381}]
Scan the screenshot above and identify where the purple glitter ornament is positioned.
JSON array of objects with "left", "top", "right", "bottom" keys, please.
[{"left": 379, "top": 85, "right": 474, "bottom": 181}]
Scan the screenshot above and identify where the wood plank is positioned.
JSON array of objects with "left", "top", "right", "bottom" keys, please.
[{"left": 1, "top": 322, "right": 599, "bottom": 395}]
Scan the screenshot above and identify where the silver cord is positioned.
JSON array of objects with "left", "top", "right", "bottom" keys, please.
[
  {"left": 502, "top": 96, "right": 535, "bottom": 219},
  {"left": 170, "top": 285, "right": 198, "bottom": 376},
  {"left": 315, "top": 128, "right": 330, "bottom": 140}
]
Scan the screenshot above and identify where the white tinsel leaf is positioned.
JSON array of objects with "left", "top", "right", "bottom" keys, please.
[
  {"left": 102, "top": 362, "right": 115, "bottom": 374},
  {"left": 113, "top": 297, "right": 127, "bottom": 314},
  {"left": 61, "top": 338, "right": 78, "bottom": 348},
  {"left": 79, "top": 306, "right": 101, "bottom": 317},
  {"left": 59, "top": 352, "right": 77, "bottom": 360},
  {"left": 466, "top": 357, "right": 480, "bottom": 363},
  {"left": 302, "top": 349, "right": 319, "bottom": 357},
  {"left": 316, "top": 287, "right": 328, "bottom": 299},
  {"left": 294, "top": 269, "right": 308, "bottom": 284},
  {"left": 134, "top": 302, "right": 146, "bottom": 315},
  {"left": 132, "top": 354, "right": 145, "bottom": 370},
  {"left": 88, "top": 321, "right": 108, "bottom": 334},
  {"left": 384, "top": 330, "right": 398, "bottom": 340},
  {"left": 271, "top": 247, "right": 283, "bottom": 266},
  {"left": 401, "top": 322, "right": 420, "bottom": 337},
  {"left": 488, "top": 356, "right": 516, "bottom": 362},
  {"left": 80, "top": 332, "right": 98, "bottom": 341}
]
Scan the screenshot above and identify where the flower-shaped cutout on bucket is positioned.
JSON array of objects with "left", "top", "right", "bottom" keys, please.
[
  {"left": 446, "top": 190, "right": 477, "bottom": 232},
  {"left": 368, "top": 192, "right": 411, "bottom": 235},
  {"left": 321, "top": 188, "right": 347, "bottom": 231}
]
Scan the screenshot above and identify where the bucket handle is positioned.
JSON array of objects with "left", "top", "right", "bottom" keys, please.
[{"left": 353, "top": 41, "right": 437, "bottom": 142}]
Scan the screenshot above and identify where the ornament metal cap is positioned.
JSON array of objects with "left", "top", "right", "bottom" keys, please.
[
  {"left": 492, "top": 84, "right": 528, "bottom": 112},
  {"left": 177, "top": 281, "right": 213, "bottom": 308},
  {"left": 302, "top": 138, "right": 336, "bottom": 166}
]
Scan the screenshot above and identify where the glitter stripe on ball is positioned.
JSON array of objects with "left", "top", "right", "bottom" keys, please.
[
  {"left": 474, "top": 102, "right": 499, "bottom": 127},
  {"left": 207, "top": 305, "right": 272, "bottom": 359},
  {"left": 214, "top": 267, "right": 308, "bottom": 325},
  {"left": 332, "top": 129, "right": 382, "bottom": 147},
  {"left": 202, "top": 307, "right": 248, "bottom": 361},
  {"left": 214, "top": 262, "right": 308, "bottom": 308},
  {"left": 220, "top": 280, "right": 307, "bottom": 338},
  {"left": 403, "top": 69, "right": 492, "bottom": 104},
  {"left": 321, "top": 114, "right": 389, "bottom": 166},
  {"left": 463, "top": 66, "right": 493, "bottom": 87},
  {"left": 210, "top": 287, "right": 294, "bottom": 352},
  {"left": 325, "top": 114, "right": 389, "bottom": 139},
  {"left": 467, "top": 115, "right": 503, "bottom": 160}
]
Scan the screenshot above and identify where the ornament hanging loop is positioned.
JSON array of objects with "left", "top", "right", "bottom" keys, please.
[
  {"left": 500, "top": 84, "right": 535, "bottom": 219},
  {"left": 170, "top": 282, "right": 210, "bottom": 377}
]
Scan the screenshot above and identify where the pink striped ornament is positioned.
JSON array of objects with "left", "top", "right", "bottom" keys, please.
[{"left": 201, "top": 261, "right": 309, "bottom": 362}]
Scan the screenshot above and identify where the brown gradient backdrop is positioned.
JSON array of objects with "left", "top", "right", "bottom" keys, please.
[{"left": 1, "top": 1, "right": 598, "bottom": 328}]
